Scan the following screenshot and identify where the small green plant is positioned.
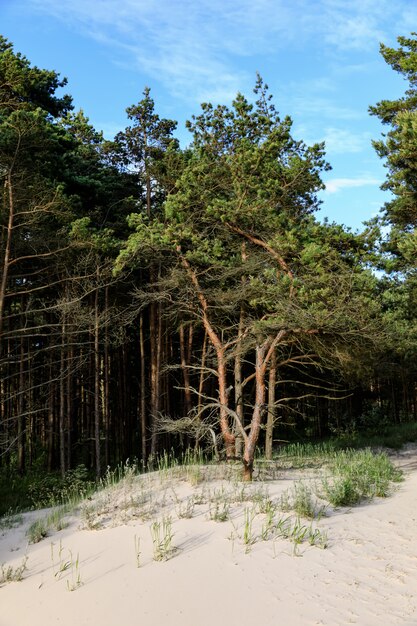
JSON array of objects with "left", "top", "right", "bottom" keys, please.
[
  {"left": 192, "top": 491, "right": 207, "bottom": 505},
  {"left": 27, "top": 517, "right": 48, "bottom": 543},
  {"left": 81, "top": 503, "right": 101, "bottom": 530},
  {"left": 308, "top": 526, "right": 328, "bottom": 549},
  {"left": 260, "top": 504, "right": 277, "bottom": 540},
  {"left": 0, "top": 555, "right": 28, "bottom": 584},
  {"left": 257, "top": 496, "right": 275, "bottom": 515},
  {"left": 232, "top": 485, "right": 250, "bottom": 503},
  {"left": 51, "top": 540, "right": 70, "bottom": 579},
  {"left": 320, "top": 475, "right": 358, "bottom": 507},
  {"left": 320, "top": 449, "right": 402, "bottom": 507},
  {"left": 242, "top": 506, "right": 257, "bottom": 553},
  {"left": 150, "top": 516, "right": 175, "bottom": 561},
  {"left": 0, "top": 509, "right": 23, "bottom": 532},
  {"left": 280, "top": 482, "right": 325, "bottom": 519},
  {"left": 46, "top": 506, "right": 69, "bottom": 532},
  {"left": 51, "top": 541, "right": 83, "bottom": 590},
  {"left": 176, "top": 497, "right": 195, "bottom": 519},
  {"left": 273, "top": 515, "right": 328, "bottom": 554},
  {"left": 66, "top": 551, "right": 83, "bottom": 591},
  {"left": 186, "top": 464, "right": 204, "bottom": 486},
  {"left": 208, "top": 501, "right": 230, "bottom": 522}
]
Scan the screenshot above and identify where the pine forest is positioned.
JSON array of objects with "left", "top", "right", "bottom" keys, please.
[{"left": 1, "top": 33, "right": 417, "bottom": 506}]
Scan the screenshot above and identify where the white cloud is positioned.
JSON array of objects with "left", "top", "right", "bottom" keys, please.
[
  {"left": 25, "top": 0, "right": 417, "bottom": 105},
  {"left": 324, "top": 176, "right": 381, "bottom": 194},
  {"left": 322, "top": 128, "right": 372, "bottom": 153},
  {"left": 293, "top": 125, "right": 371, "bottom": 154}
]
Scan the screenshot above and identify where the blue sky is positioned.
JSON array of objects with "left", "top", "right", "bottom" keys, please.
[{"left": 1, "top": 0, "right": 416, "bottom": 230}]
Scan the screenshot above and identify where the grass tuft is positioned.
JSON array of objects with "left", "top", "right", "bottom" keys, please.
[
  {"left": 0, "top": 555, "right": 28, "bottom": 584},
  {"left": 320, "top": 449, "right": 402, "bottom": 507},
  {"left": 150, "top": 516, "right": 175, "bottom": 561}
]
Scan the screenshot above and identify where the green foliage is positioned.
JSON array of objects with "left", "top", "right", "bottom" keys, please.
[
  {"left": 320, "top": 449, "right": 402, "bottom": 507},
  {"left": 150, "top": 516, "right": 175, "bottom": 561},
  {"left": 0, "top": 510, "right": 23, "bottom": 531},
  {"left": 0, "top": 35, "right": 72, "bottom": 117},
  {"left": 280, "top": 482, "right": 325, "bottom": 519},
  {"left": 274, "top": 516, "right": 328, "bottom": 552},
  {"left": 27, "top": 518, "right": 49, "bottom": 543},
  {"left": 27, "top": 465, "right": 93, "bottom": 509},
  {"left": 208, "top": 500, "right": 230, "bottom": 522},
  {"left": 370, "top": 33, "right": 417, "bottom": 243}
]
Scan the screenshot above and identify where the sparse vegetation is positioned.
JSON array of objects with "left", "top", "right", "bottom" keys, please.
[
  {"left": 0, "top": 555, "right": 28, "bottom": 584},
  {"left": 150, "top": 516, "right": 175, "bottom": 561},
  {"left": 0, "top": 509, "right": 23, "bottom": 531},
  {"left": 208, "top": 500, "right": 230, "bottom": 522},
  {"left": 280, "top": 482, "right": 326, "bottom": 519},
  {"left": 27, "top": 517, "right": 49, "bottom": 544}
]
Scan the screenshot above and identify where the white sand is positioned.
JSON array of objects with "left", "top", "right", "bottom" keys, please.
[{"left": 1, "top": 447, "right": 417, "bottom": 626}]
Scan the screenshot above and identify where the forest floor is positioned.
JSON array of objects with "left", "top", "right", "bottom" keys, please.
[{"left": 1, "top": 445, "right": 417, "bottom": 626}]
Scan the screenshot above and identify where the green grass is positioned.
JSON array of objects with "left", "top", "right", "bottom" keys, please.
[
  {"left": 27, "top": 518, "right": 49, "bottom": 543},
  {"left": 320, "top": 449, "right": 403, "bottom": 507},
  {"left": 0, "top": 509, "right": 24, "bottom": 531},
  {"left": 280, "top": 482, "right": 326, "bottom": 519},
  {"left": 150, "top": 516, "right": 175, "bottom": 561},
  {"left": 272, "top": 422, "right": 417, "bottom": 470},
  {"left": 26, "top": 505, "right": 72, "bottom": 543}
]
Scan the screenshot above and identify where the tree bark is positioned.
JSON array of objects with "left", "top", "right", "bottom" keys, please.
[
  {"left": 265, "top": 350, "right": 276, "bottom": 460},
  {"left": 0, "top": 173, "right": 15, "bottom": 345},
  {"left": 178, "top": 251, "right": 235, "bottom": 457},
  {"left": 94, "top": 269, "right": 101, "bottom": 478},
  {"left": 59, "top": 317, "right": 66, "bottom": 478},
  {"left": 139, "top": 311, "right": 147, "bottom": 462},
  {"left": 180, "top": 322, "right": 192, "bottom": 416}
]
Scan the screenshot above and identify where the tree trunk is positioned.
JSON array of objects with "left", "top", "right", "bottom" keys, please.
[
  {"left": 103, "top": 286, "right": 110, "bottom": 468},
  {"left": 179, "top": 252, "right": 235, "bottom": 458},
  {"left": 94, "top": 270, "right": 101, "bottom": 478},
  {"left": 234, "top": 305, "right": 245, "bottom": 458},
  {"left": 0, "top": 173, "right": 14, "bottom": 344},
  {"left": 180, "top": 322, "right": 192, "bottom": 416},
  {"left": 59, "top": 318, "right": 66, "bottom": 478},
  {"left": 139, "top": 311, "right": 147, "bottom": 462},
  {"left": 17, "top": 337, "right": 25, "bottom": 475},
  {"left": 265, "top": 350, "right": 276, "bottom": 460},
  {"left": 242, "top": 343, "right": 267, "bottom": 481}
]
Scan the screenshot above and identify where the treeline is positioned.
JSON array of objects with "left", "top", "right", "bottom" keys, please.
[{"left": 0, "top": 35, "right": 416, "bottom": 480}]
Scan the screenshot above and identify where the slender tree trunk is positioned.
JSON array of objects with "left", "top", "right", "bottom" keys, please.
[
  {"left": 196, "top": 330, "right": 208, "bottom": 449},
  {"left": 17, "top": 337, "right": 25, "bottom": 475},
  {"left": 243, "top": 343, "right": 267, "bottom": 481},
  {"left": 149, "top": 301, "right": 158, "bottom": 457},
  {"left": 59, "top": 318, "right": 66, "bottom": 478},
  {"left": 180, "top": 322, "right": 192, "bottom": 416},
  {"left": 139, "top": 311, "right": 147, "bottom": 462},
  {"left": 234, "top": 305, "right": 245, "bottom": 458},
  {"left": 179, "top": 251, "right": 236, "bottom": 458},
  {"left": 242, "top": 332, "right": 286, "bottom": 480},
  {"left": 94, "top": 270, "right": 101, "bottom": 478},
  {"left": 66, "top": 343, "right": 72, "bottom": 471},
  {"left": 104, "top": 286, "right": 110, "bottom": 468},
  {"left": 265, "top": 350, "right": 276, "bottom": 460},
  {"left": 0, "top": 173, "right": 14, "bottom": 345}
]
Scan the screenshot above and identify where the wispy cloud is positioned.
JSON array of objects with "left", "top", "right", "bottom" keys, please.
[
  {"left": 26, "top": 0, "right": 417, "bottom": 104},
  {"left": 322, "top": 128, "right": 372, "bottom": 154},
  {"left": 324, "top": 176, "right": 381, "bottom": 194}
]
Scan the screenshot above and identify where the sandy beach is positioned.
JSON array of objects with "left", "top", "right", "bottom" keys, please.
[{"left": 1, "top": 447, "right": 417, "bottom": 626}]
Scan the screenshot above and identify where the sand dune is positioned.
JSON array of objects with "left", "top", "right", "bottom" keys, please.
[{"left": 1, "top": 447, "right": 417, "bottom": 626}]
